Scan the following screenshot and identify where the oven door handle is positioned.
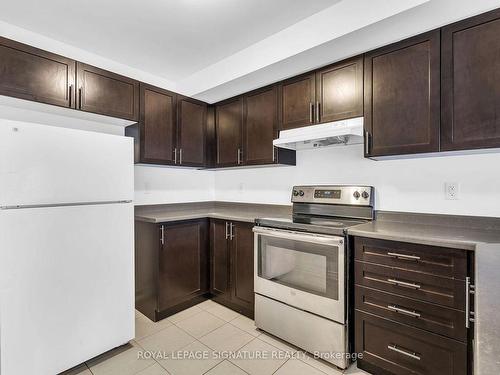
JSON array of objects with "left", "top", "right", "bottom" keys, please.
[{"left": 252, "top": 226, "right": 344, "bottom": 246}]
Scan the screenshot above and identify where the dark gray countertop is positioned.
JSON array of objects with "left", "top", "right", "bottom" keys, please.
[
  {"left": 347, "top": 211, "right": 500, "bottom": 250},
  {"left": 135, "top": 201, "right": 292, "bottom": 224},
  {"left": 136, "top": 203, "right": 500, "bottom": 250}
]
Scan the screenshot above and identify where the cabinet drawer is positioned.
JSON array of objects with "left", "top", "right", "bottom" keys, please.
[
  {"left": 355, "top": 237, "right": 467, "bottom": 280},
  {"left": 355, "top": 285, "right": 466, "bottom": 341},
  {"left": 356, "top": 311, "right": 466, "bottom": 375},
  {"left": 355, "top": 261, "right": 465, "bottom": 309}
]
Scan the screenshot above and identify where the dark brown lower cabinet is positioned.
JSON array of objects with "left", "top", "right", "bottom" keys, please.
[
  {"left": 210, "top": 219, "right": 255, "bottom": 318},
  {"left": 135, "top": 219, "right": 209, "bottom": 321},
  {"left": 356, "top": 311, "right": 467, "bottom": 375},
  {"left": 353, "top": 236, "right": 473, "bottom": 375}
]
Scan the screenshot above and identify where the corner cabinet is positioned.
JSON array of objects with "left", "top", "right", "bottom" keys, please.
[
  {"left": 135, "top": 219, "right": 209, "bottom": 321},
  {"left": 364, "top": 31, "right": 441, "bottom": 157},
  {"left": 210, "top": 219, "right": 255, "bottom": 318},
  {"left": 441, "top": 8, "right": 500, "bottom": 151},
  {"left": 76, "top": 62, "right": 139, "bottom": 121},
  {"left": 0, "top": 37, "right": 76, "bottom": 108},
  {"left": 353, "top": 236, "right": 473, "bottom": 375},
  {"left": 177, "top": 96, "right": 207, "bottom": 166},
  {"left": 215, "top": 97, "right": 244, "bottom": 167},
  {"left": 126, "top": 84, "right": 207, "bottom": 167}
]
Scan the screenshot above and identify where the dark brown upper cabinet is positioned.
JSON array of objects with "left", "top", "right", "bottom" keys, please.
[
  {"left": 127, "top": 85, "right": 208, "bottom": 167},
  {"left": 76, "top": 62, "right": 139, "bottom": 121},
  {"left": 280, "top": 73, "right": 316, "bottom": 130},
  {"left": 441, "top": 8, "right": 500, "bottom": 151},
  {"left": 243, "top": 85, "right": 279, "bottom": 165},
  {"left": 316, "top": 56, "right": 363, "bottom": 123},
  {"left": 215, "top": 97, "right": 243, "bottom": 167},
  {"left": 140, "top": 84, "right": 177, "bottom": 165},
  {"left": 0, "top": 37, "right": 76, "bottom": 108},
  {"left": 364, "top": 31, "right": 441, "bottom": 157},
  {"left": 177, "top": 96, "right": 207, "bottom": 167}
]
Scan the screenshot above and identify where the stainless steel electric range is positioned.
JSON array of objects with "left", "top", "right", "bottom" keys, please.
[{"left": 253, "top": 185, "right": 374, "bottom": 369}]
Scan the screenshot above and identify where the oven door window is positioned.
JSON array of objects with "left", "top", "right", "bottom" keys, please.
[{"left": 258, "top": 235, "right": 339, "bottom": 300}]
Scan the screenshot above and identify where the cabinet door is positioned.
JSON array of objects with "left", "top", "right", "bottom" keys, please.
[
  {"left": 0, "top": 37, "right": 75, "bottom": 108},
  {"left": 139, "top": 84, "right": 177, "bottom": 164},
  {"left": 177, "top": 96, "right": 207, "bottom": 167},
  {"left": 364, "top": 31, "right": 440, "bottom": 157},
  {"left": 280, "top": 73, "right": 316, "bottom": 130},
  {"left": 215, "top": 98, "right": 243, "bottom": 167},
  {"left": 316, "top": 56, "right": 363, "bottom": 123},
  {"left": 230, "top": 222, "right": 255, "bottom": 312},
  {"left": 76, "top": 62, "right": 139, "bottom": 121},
  {"left": 243, "top": 86, "right": 278, "bottom": 165},
  {"left": 442, "top": 9, "right": 500, "bottom": 151},
  {"left": 158, "top": 220, "right": 208, "bottom": 312},
  {"left": 210, "top": 220, "right": 231, "bottom": 299}
]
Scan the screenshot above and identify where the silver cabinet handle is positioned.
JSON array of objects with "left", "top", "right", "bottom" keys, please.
[
  {"left": 229, "top": 222, "right": 234, "bottom": 240},
  {"left": 466, "top": 276, "right": 475, "bottom": 328},
  {"left": 387, "top": 345, "right": 421, "bottom": 361},
  {"left": 309, "top": 102, "right": 314, "bottom": 123},
  {"left": 225, "top": 222, "right": 229, "bottom": 240},
  {"left": 68, "top": 84, "right": 73, "bottom": 107},
  {"left": 387, "top": 252, "right": 421, "bottom": 261},
  {"left": 388, "top": 304, "right": 421, "bottom": 318},
  {"left": 160, "top": 225, "right": 165, "bottom": 246},
  {"left": 316, "top": 101, "right": 320, "bottom": 123},
  {"left": 387, "top": 278, "right": 421, "bottom": 289},
  {"left": 179, "top": 148, "right": 183, "bottom": 165},
  {"left": 364, "top": 131, "right": 370, "bottom": 155},
  {"left": 237, "top": 148, "right": 242, "bottom": 165},
  {"left": 174, "top": 148, "right": 177, "bottom": 164},
  {"left": 78, "top": 87, "right": 83, "bottom": 109}
]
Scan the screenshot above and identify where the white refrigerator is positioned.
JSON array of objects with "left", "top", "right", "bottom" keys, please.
[{"left": 0, "top": 119, "right": 135, "bottom": 375}]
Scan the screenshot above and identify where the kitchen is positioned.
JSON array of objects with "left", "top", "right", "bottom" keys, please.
[{"left": 1, "top": 0, "right": 500, "bottom": 374}]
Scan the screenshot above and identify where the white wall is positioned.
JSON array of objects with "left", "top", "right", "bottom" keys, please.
[
  {"left": 134, "top": 165, "right": 214, "bottom": 205},
  {"left": 213, "top": 145, "right": 500, "bottom": 217}
]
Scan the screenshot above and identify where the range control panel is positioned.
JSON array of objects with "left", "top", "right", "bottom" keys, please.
[{"left": 292, "top": 185, "right": 374, "bottom": 206}]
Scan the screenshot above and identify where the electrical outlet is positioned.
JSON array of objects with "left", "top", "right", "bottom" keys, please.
[{"left": 445, "top": 182, "right": 459, "bottom": 200}]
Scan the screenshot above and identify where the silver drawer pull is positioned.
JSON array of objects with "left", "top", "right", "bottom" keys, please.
[
  {"left": 387, "top": 278, "right": 421, "bottom": 289},
  {"left": 388, "top": 344, "right": 421, "bottom": 361},
  {"left": 388, "top": 304, "right": 421, "bottom": 318},
  {"left": 387, "top": 252, "right": 421, "bottom": 261}
]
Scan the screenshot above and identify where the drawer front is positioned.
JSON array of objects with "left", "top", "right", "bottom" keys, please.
[
  {"left": 355, "top": 261, "right": 465, "bottom": 309},
  {"left": 356, "top": 311, "right": 467, "bottom": 375},
  {"left": 355, "top": 285, "right": 466, "bottom": 341},
  {"left": 355, "top": 237, "right": 467, "bottom": 280}
]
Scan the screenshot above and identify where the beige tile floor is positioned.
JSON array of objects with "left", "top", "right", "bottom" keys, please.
[{"left": 61, "top": 300, "right": 370, "bottom": 375}]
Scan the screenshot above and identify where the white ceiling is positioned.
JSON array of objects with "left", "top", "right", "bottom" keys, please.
[
  {"left": 0, "top": 0, "right": 338, "bottom": 80},
  {"left": 1, "top": 0, "right": 500, "bottom": 103}
]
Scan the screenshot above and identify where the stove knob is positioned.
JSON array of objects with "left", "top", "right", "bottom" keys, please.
[
  {"left": 353, "top": 191, "right": 360, "bottom": 199},
  {"left": 299, "top": 190, "right": 305, "bottom": 197},
  {"left": 362, "top": 191, "right": 369, "bottom": 199},
  {"left": 293, "top": 190, "right": 299, "bottom": 196}
]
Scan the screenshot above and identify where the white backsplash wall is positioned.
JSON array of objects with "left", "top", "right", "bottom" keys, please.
[
  {"left": 134, "top": 165, "right": 214, "bottom": 205},
  {"left": 213, "top": 144, "right": 500, "bottom": 217}
]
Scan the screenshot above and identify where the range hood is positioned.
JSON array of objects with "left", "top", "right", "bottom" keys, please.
[{"left": 273, "top": 117, "right": 363, "bottom": 150}]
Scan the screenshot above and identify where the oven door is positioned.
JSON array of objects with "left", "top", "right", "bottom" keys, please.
[{"left": 253, "top": 226, "right": 345, "bottom": 324}]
